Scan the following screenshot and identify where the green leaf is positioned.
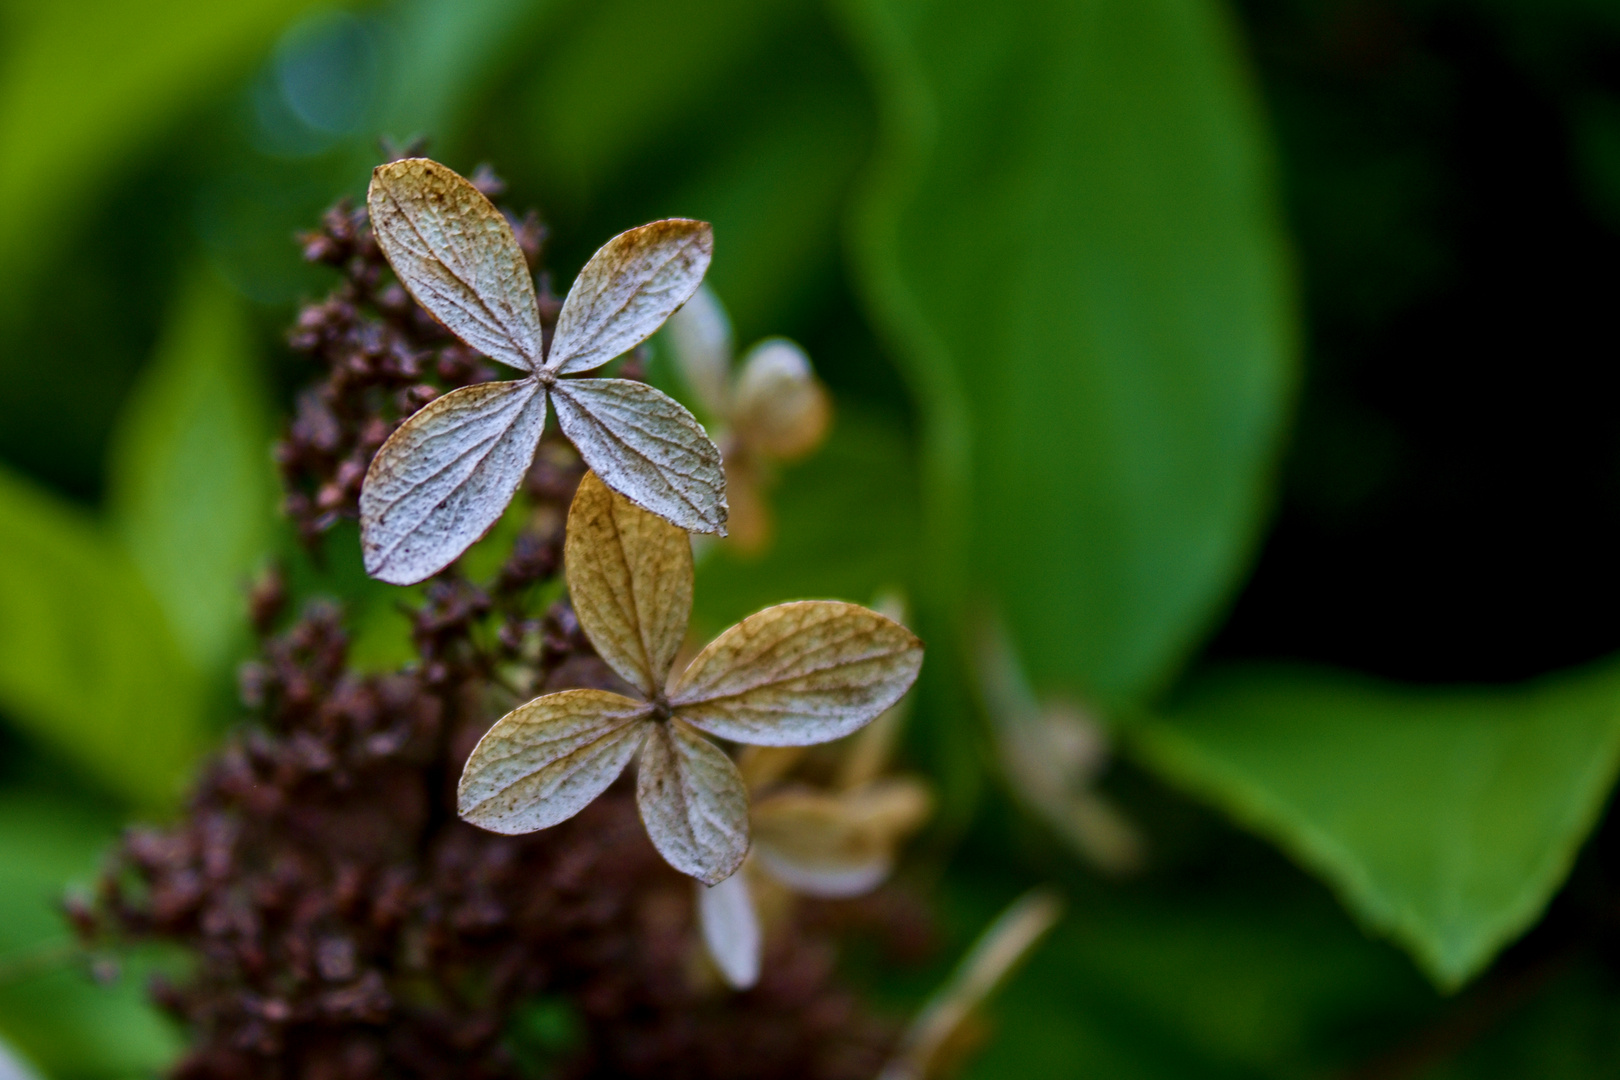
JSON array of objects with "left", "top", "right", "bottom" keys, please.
[
  {"left": 1132, "top": 661, "right": 1620, "bottom": 989},
  {"left": 109, "top": 269, "right": 274, "bottom": 674},
  {"left": 0, "top": 466, "right": 203, "bottom": 806},
  {"left": 0, "top": 0, "right": 322, "bottom": 300},
  {"left": 838, "top": 0, "right": 1296, "bottom": 705},
  {"left": 0, "top": 789, "right": 180, "bottom": 1078}
]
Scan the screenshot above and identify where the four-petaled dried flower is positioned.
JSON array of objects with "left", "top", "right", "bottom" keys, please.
[
  {"left": 666, "top": 285, "right": 830, "bottom": 552},
  {"left": 360, "top": 157, "right": 727, "bottom": 585},
  {"left": 457, "top": 471, "right": 924, "bottom": 884}
]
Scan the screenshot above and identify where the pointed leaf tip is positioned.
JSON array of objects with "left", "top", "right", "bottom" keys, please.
[{"left": 671, "top": 601, "right": 924, "bottom": 746}]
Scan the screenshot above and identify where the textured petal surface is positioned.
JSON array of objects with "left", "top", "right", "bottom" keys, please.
[
  {"left": 671, "top": 601, "right": 923, "bottom": 746},
  {"left": 753, "top": 779, "right": 932, "bottom": 897},
  {"left": 458, "top": 690, "right": 650, "bottom": 835},
  {"left": 367, "top": 159, "right": 543, "bottom": 371},
  {"left": 564, "top": 471, "right": 692, "bottom": 696},
  {"left": 697, "top": 871, "right": 761, "bottom": 990},
  {"left": 360, "top": 380, "right": 547, "bottom": 585},
  {"left": 551, "top": 378, "right": 727, "bottom": 535},
  {"left": 637, "top": 720, "right": 749, "bottom": 884},
  {"left": 547, "top": 219, "right": 713, "bottom": 375}
]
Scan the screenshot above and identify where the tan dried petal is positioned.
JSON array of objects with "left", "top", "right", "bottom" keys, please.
[
  {"left": 547, "top": 219, "right": 713, "bottom": 376},
  {"left": 360, "top": 380, "right": 548, "bottom": 585},
  {"left": 368, "top": 159, "right": 543, "bottom": 372},
  {"left": 697, "top": 869, "right": 761, "bottom": 989},
  {"left": 753, "top": 778, "right": 932, "bottom": 897},
  {"left": 670, "top": 601, "right": 923, "bottom": 746},
  {"left": 458, "top": 690, "right": 651, "bottom": 835},
  {"left": 736, "top": 745, "right": 807, "bottom": 791},
  {"left": 636, "top": 719, "right": 749, "bottom": 885},
  {"left": 665, "top": 283, "right": 734, "bottom": 420},
  {"left": 551, "top": 378, "right": 728, "bottom": 535},
  {"left": 732, "top": 339, "right": 830, "bottom": 461},
  {"left": 720, "top": 456, "right": 772, "bottom": 555},
  {"left": 563, "top": 471, "right": 693, "bottom": 696}
]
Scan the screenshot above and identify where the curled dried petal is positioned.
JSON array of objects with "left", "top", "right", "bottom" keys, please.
[
  {"left": 547, "top": 219, "right": 713, "bottom": 376},
  {"left": 368, "top": 159, "right": 543, "bottom": 371},
  {"left": 564, "top": 471, "right": 693, "bottom": 696},
  {"left": 637, "top": 720, "right": 749, "bottom": 885},
  {"left": 458, "top": 690, "right": 651, "bottom": 835},
  {"left": 665, "top": 283, "right": 734, "bottom": 419},
  {"left": 671, "top": 601, "right": 923, "bottom": 746},
  {"left": 551, "top": 378, "right": 728, "bottom": 535},
  {"left": 753, "top": 779, "right": 933, "bottom": 897},
  {"left": 360, "top": 380, "right": 548, "bottom": 585}
]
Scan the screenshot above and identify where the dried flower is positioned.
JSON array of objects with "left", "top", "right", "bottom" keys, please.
[
  {"left": 878, "top": 888, "right": 1064, "bottom": 1080},
  {"left": 457, "top": 471, "right": 923, "bottom": 884},
  {"left": 975, "top": 619, "right": 1144, "bottom": 874},
  {"left": 360, "top": 158, "right": 727, "bottom": 585},
  {"left": 697, "top": 602, "right": 932, "bottom": 989},
  {"left": 666, "top": 286, "right": 830, "bottom": 552}
]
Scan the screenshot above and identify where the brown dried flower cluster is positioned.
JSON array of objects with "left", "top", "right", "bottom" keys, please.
[{"left": 78, "top": 168, "right": 911, "bottom": 1080}]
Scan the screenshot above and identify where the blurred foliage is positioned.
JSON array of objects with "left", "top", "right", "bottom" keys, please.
[{"left": 3, "top": 0, "right": 1620, "bottom": 1075}]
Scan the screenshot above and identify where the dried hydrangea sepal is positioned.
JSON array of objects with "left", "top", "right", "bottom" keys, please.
[
  {"left": 367, "top": 158, "right": 543, "bottom": 372},
  {"left": 551, "top": 378, "right": 728, "bottom": 535},
  {"left": 698, "top": 868, "right": 762, "bottom": 990},
  {"left": 637, "top": 719, "right": 750, "bottom": 885},
  {"left": 547, "top": 219, "right": 714, "bottom": 377},
  {"left": 670, "top": 601, "right": 924, "bottom": 745},
  {"left": 360, "top": 380, "right": 548, "bottom": 585},
  {"left": 563, "top": 469, "right": 694, "bottom": 696},
  {"left": 457, "top": 690, "right": 651, "bottom": 835}
]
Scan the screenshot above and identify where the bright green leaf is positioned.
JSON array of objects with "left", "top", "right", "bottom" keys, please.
[
  {"left": 1132, "top": 661, "right": 1620, "bottom": 989},
  {"left": 839, "top": 0, "right": 1296, "bottom": 705},
  {"left": 0, "top": 466, "right": 203, "bottom": 806},
  {"left": 109, "top": 269, "right": 274, "bottom": 673},
  {"left": 0, "top": 0, "right": 324, "bottom": 300},
  {"left": 0, "top": 790, "right": 180, "bottom": 1078}
]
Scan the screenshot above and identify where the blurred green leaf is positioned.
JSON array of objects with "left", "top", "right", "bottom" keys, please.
[
  {"left": 108, "top": 269, "right": 274, "bottom": 674},
  {"left": 1132, "top": 661, "right": 1620, "bottom": 989},
  {"left": 0, "top": 0, "right": 323, "bottom": 301},
  {"left": 0, "top": 466, "right": 203, "bottom": 806},
  {"left": 692, "top": 408, "right": 917, "bottom": 635},
  {"left": 839, "top": 0, "right": 1296, "bottom": 705},
  {"left": 0, "top": 790, "right": 179, "bottom": 1078}
]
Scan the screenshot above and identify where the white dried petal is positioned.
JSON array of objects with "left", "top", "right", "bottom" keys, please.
[
  {"left": 563, "top": 471, "right": 693, "bottom": 696},
  {"left": 637, "top": 720, "right": 749, "bottom": 884},
  {"left": 458, "top": 690, "right": 651, "bottom": 835},
  {"left": 670, "top": 601, "right": 923, "bottom": 746},
  {"left": 665, "top": 284, "right": 734, "bottom": 419},
  {"left": 732, "top": 339, "right": 830, "bottom": 460},
  {"left": 368, "top": 159, "right": 543, "bottom": 372},
  {"left": 551, "top": 378, "right": 728, "bottom": 535},
  {"left": 547, "top": 219, "right": 713, "bottom": 376},
  {"left": 360, "top": 380, "right": 548, "bottom": 585},
  {"left": 697, "top": 870, "right": 761, "bottom": 990}
]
